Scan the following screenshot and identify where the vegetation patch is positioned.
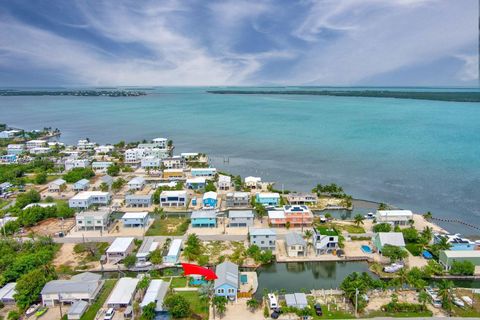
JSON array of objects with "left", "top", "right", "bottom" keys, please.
[{"left": 146, "top": 216, "right": 190, "bottom": 236}]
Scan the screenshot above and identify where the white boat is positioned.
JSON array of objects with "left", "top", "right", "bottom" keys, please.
[
  {"left": 425, "top": 287, "right": 442, "bottom": 308},
  {"left": 25, "top": 304, "right": 40, "bottom": 317},
  {"left": 462, "top": 296, "right": 473, "bottom": 306},
  {"left": 383, "top": 263, "right": 403, "bottom": 273},
  {"left": 453, "top": 297, "right": 465, "bottom": 308}
]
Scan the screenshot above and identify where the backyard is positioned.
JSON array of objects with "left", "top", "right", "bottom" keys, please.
[{"left": 176, "top": 291, "right": 209, "bottom": 319}]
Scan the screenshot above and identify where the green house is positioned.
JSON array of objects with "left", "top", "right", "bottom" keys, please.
[
  {"left": 439, "top": 250, "right": 480, "bottom": 271},
  {"left": 373, "top": 232, "right": 405, "bottom": 253}
]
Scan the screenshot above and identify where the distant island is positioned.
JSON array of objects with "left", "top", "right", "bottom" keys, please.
[
  {"left": 207, "top": 89, "right": 480, "bottom": 102},
  {"left": 0, "top": 89, "right": 147, "bottom": 97}
]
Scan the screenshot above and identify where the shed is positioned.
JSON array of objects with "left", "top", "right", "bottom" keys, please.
[{"left": 67, "top": 300, "right": 88, "bottom": 320}]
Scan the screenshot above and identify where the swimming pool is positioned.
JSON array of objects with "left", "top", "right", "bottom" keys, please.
[
  {"left": 361, "top": 245, "right": 372, "bottom": 253},
  {"left": 240, "top": 274, "right": 248, "bottom": 284}
]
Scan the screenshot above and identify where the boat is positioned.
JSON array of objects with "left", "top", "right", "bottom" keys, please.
[
  {"left": 425, "top": 287, "right": 442, "bottom": 308},
  {"left": 383, "top": 263, "right": 404, "bottom": 273},
  {"left": 35, "top": 306, "right": 48, "bottom": 317},
  {"left": 462, "top": 296, "right": 473, "bottom": 306},
  {"left": 453, "top": 297, "right": 465, "bottom": 308},
  {"left": 25, "top": 304, "right": 40, "bottom": 317}
]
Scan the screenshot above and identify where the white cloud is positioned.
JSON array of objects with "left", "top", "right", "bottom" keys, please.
[{"left": 455, "top": 54, "right": 479, "bottom": 82}]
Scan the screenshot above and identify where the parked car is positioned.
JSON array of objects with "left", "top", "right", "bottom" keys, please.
[
  {"left": 104, "top": 308, "right": 115, "bottom": 320},
  {"left": 314, "top": 303, "right": 323, "bottom": 316}
]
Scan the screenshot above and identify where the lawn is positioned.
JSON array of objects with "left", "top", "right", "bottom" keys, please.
[
  {"left": 146, "top": 216, "right": 190, "bottom": 236},
  {"left": 170, "top": 276, "right": 188, "bottom": 288},
  {"left": 332, "top": 223, "right": 365, "bottom": 234},
  {"left": 312, "top": 310, "right": 355, "bottom": 319},
  {"left": 176, "top": 291, "right": 209, "bottom": 319},
  {"left": 366, "top": 310, "right": 433, "bottom": 318},
  {"left": 80, "top": 279, "right": 116, "bottom": 320}
]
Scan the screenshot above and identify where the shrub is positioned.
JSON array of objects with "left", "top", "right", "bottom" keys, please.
[
  {"left": 449, "top": 260, "right": 475, "bottom": 276},
  {"left": 405, "top": 243, "right": 423, "bottom": 256},
  {"left": 373, "top": 223, "right": 392, "bottom": 233}
]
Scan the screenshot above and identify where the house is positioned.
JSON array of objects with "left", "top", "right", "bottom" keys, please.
[
  {"left": 285, "top": 232, "right": 307, "bottom": 257},
  {"left": 214, "top": 261, "right": 239, "bottom": 300},
  {"left": 41, "top": 272, "right": 104, "bottom": 306},
  {"left": 48, "top": 178, "right": 66, "bottom": 192},
  {"left": 226, "top": 192, "right": 250, "bottom": 208},
  {"left": 162, "top": 169, "right": 184, "bottom": 180},
  {"left": 69, "top": 191, "right": 111, "bottom": 209},
  {"left": 122, "top": 211, "right": 149, "bottom": 228},
  {"left": 286, "top": 193, "right": 318, "bottom": 205},
  {"left": 191, "top": 167, "right": 216, "bottom": 178},
  {"left": 313, "top": 227, "right": 339, "bottom": 255},
  {"left": 140, "top": 279, "right": 169, "bottom": 312},
  {"left": 75, "top": 209, "right": 112, "bottom": 232},
  {"left": 268, "top": 210, "right": 286, "bottom": 227},
  {"left": 191, "top": 210, "right": 217, "bottom": 228},
  {"left": 162, "top": 156, "right": 185, "bottom": 169},
  {"left": 164, "top": 239, "right": 182, "bottom": 264},
  {"left": 73, "top": 179, "right": 90, "bottom": 191},
  {"left": 439, "top": 250, "right": 480, "bottom": 271},
  {"left": 106, "top": 237, "right": 135, "bottom": 263},
  {"left": 92, "top": 161, "right": 113, "bottom": 172},
  {"left": 229, "top": 210, "right": 254, "bottom": 227},
  {"left": 255, "top": 193, "right": 280, "bottom": 206},
  {"left": 26, "top": 139, "right": 47, "bottom": 149},
  {"left": 249, "top": 228, "right": 276, "bottom": 251},
  {"left": 100, "top": 175, "right": 114, "bottom": 188},
  {"left": 127, "top": 177, "right": 146, "bottom": 191},
  {"left": 375, "top": 210, "right": 413, "bottom": 226},
  {"left": 94, "top": 145, "right": 114, "bottom": 154},
  {"left": 0, "top": 130, "right": 19, "bottom": 139},
  {"left": 285, "top": 293, "right": 308, "bottom": 309},
  {"left": 160, "top": 190, "right": 188, "bottom": 207},
  {"left": 64, "top": 159, "right": 90, "bottom": 171},
  {"left": 186, "top": 177, "right": 206, "bottom": 190},
  {"left": 67, "top": 300, "right": 88, "bottom": 320},
  {"left": 283, "top": 205, "right": 313, "bottom": 227},
  {"left": 7, "top": 144, "right": 25, "bottom": 155},
  {"left": 141, "top": 156, "right": 161, "bottom": 169},
  {"left": 106, "top": 277, "right": 139, "bottom": 309},
  {"left": 77, "top": 139, "right": 95, "bottom": 151},
  {"left": 433, "top": 233, "right": 477, "bottom": 251},
  {"left": 136, "top": 237, "right": 160, "bottom": 264},
  {"left": 152, "top": 137, "right": 168, "bottom": 149},
  {"left": 373, "top": 232, "right": 406, "bottom": 254},
  {"left": 30, "top": 147, "right": 51, "bottom": 155},
  {"left": 0, "top": 283, "right": 16, "bottom": 304},
  {"left": 202, "top": 191, "right": 218, "bottom": 208},
  {"left": 0, "top": 182, "right": 12, "bottom": 195},
  {"left": 0, "top": 154, "right": 17, "bottom": 164},
  {"left": 125, "top": 148, "right": 144, "bottom": 163},
  {"left": 245, "top": 176, "right": 261, "bottom": 189},
  {"left": 125, "top": 192, "right": 154, "bottom": 208},
  {"left": 217, "top": 175, "right": 231, "bottom": 190}
]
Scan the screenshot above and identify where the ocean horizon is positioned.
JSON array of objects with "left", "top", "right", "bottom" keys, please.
[{"left": 1, "top": 86, "right": 479, "bottom": 235}]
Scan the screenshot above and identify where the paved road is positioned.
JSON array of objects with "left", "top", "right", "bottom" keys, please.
[{"left": 53, "top": 233, "right": 247, "bottom": 243}]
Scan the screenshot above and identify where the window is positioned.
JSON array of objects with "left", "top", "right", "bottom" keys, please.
[
  {"left": 218, "top": 289, "right": 224, "bottom": 294},
  {"left": 228, "top": 288, "right": 235, "bottom": 294}
]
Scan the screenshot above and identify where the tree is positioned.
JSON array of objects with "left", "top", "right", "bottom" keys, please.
[
  {"left": 123, "top": 254, "right": 136, "bottom": 268},
  {"left": 373, "top": 223, "right": 392, "bottom": 233},
  {"left": 254, "top": 203, "right": 267, "bottom": 222},
  {"left": 423, "top": 211, "right": 433, "bottom": 220},
  {"left": 420, "top": 226, "right": 433, "bottom": 246},
  {"left": 418, "top": 290, "right": 429, "bottom": 308},
  {"left": 163, "top": 294, "right": 191, "bottom": 318},
  {"left": 14, "top": 267, "right": 56, "bottom": 310},
  {"left": 34, "top": 171, "right": 47, "bottom": 184},
  {"left": 449, "top": 260, "right": 475, "bottom": 276},
  {"left": 63, "top": 168, "right": 94, "bottom": 183},
  {"left": 406, "top": 267, "right": 427, "bottom": 289},
  {"left": 140, "top": 302, "right": 156, "bottom": 320},
  {"left": 378, "top": 203, "right": 389, "bottom": 210},
  {"left": 353, "top": 214, "right": 364, "bottom": 226},
  {"left": 205, "top": 180, "right": 217, "bottom": 192},
  {"left": 148, "top": 249, "right": 163, "bottom": 265},
  {"left": 402, "top": 227, "right": 419, "bottom": 243},
  {"left": 107, "top": 164, "right": 121, "bottom": 176},
  {"left": 285, "top": 221, "right": 291, "bottom": 230},
  {"left": 437, "top": 280, "right": 454, "bottom": 314},
  {"left": 340, "top": 272, "right": 383, "bottom": 312},
  {"left": 15, "top": 189, "right": 41, "bottom": 209},
  {"left": 183, "top": 234, "right": 202, "bottom": 261},
  {"left": 381, "top": 245, "right": 408, "bottom": 262},
  {"left": 246, "top": 298, "right": 260, "bottom": 311},
  {"left": 212, "top": 296, "right": 227, "bottom": 316},
  {"left": 422, "top": 260, "right": 444, "bottom": 277}
]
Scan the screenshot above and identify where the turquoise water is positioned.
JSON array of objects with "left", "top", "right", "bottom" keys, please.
[{"left": 1, "top": 87, "right": 479, "bottom": 234}]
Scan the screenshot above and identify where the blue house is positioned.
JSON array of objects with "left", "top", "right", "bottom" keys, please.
[
  {"left": 191, "top": 210, "right": 217, "bottom": 228},
  {"left": 186, "top": 177, "right": 206, "bottom": 190},
  {"left": 191, "top": 168, "right": 216, "bottom": 177},
  {"left": 255, "top": 192, "right": 281, "bottom": 206},
  {"left": 0, "top": 154, "right": 17, "bottom": 164},
  {"left": 202, "top": 191, "right": 218, "bottom": 208},
  {"left": 122, "top": 211, "right": 149, "bottom": 228},
  {"left": 73, "top": 178, "right": 90, "bottom": 191},
  {"left": 214, "top": 261, "right": 239, "bottom": 301}
]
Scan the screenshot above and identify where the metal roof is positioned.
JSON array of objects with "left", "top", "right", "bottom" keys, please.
[
  {"left": 41, "top": 272, "right": 102, "bottom": 296},
  {"left": 214, "top": 261, "right": 239, "bottom": 289},
  {"left": 228, "top": 210, "right": 254, "bottom": 218},
  {"left": 167, "top": 239, "right": 183, "bottom": 257},
  {"left": 107, "top": 278, "right": 139, "bottom": 305},
  {"left": 377, "top": 232, "right": 406, "bottom": 247},
  {"left": 0, "top": 283, "right": 16, "bottom": 301},
  {"left": 136, "top": 237, "right": 159, "bottom": 258},
  {"left": 140, "top": 280, "right": 169, "bottom": 311},
  {"left": 249, "top": 228, "right": 276, "bottom": 236},
  {"left": 67, "top": 300, "right": 88, "bottom": 316},
  {"left": 191, "top": 210, "right": 217, "bottom": 219},
  {"left": 122, "top": 212, "right": 149, "bottom": 219},
  {"left": 285, "top": 232, "right": 306, "bottom": 247},
  {"left": 107, "top": 237, "right": 134, "bottom": 253}
]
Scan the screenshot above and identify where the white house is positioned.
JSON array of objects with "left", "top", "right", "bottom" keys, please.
[
  {"left": 376, "top": 210, "right": 413, "bottom": 226},
  {"left": 0, "top": 130, "right": 19, "bottom": 139},
  {"left": 125, "top": 192, "right": 154, "bottom": 208},
  {"left": 7, "top": 144, "right": 25, "bottom": 155},
  {"left": 122, "top": 211, "right": 149, "bottom": 228},
  {"left": 217, "top": 175, "right": 232, "bottom": 190},
  {"left": 64, "top": 159, "right": 90, "bottom": 171},
  {"left": 245, "top": 176, "right": 261, "bottom": 189},
  {"left": 75, "top": 209, "right": 112, "bottom": 232},
  {"left": 125, "top": 148, "right": 144, "bottom": 163},
  {"left": 249, "top": 228, "right": 277, "bottom": 251},
  {"left": 26, "top": 139, "right": 47, "bottom": 149},
  {"left": 106, "top": 277, "right": 139, "bottom": 309},
  {"left": 94, "top": 145, "right": 114, "bottom": 154},
  {"left": 30, "top": 147, "right": 51, "bottom": 155},
  {"left": 77, "top": 139, "right": 95, "bottom": 151},
  {"left": 41, "top": 272, "right": 104, "bottom": 306},
  {"left": 141, "top": 156, "right": 161, "bottom": 169},
  {"left": 69, "top": 191, "right": 111, "bottom": 209},
  {"left": 92, "top": 161, "right": 113, "bottom": 172},
  {"left": 160, "top": 190, "right": 188, "bottom": 207},
  {"left": 152, "top": 137, "right": 168, "bottom": 149},
  {"left": 106, "top": 237, "right": 135, "bottom": 263},
  {"left": 49, "top": 178, "right": 66, "bottom": 192},
  {"left": 140, "top": 280, "right": 169, "bottom": 312},
  {"left": 191, "top": 167, "right": 216, "bottom": 178},
  {"left": 162, "top": 156, "right": 185, "bottom": 169},
  {"left": 285, "top": 232, "right": 307, "bottom": 257},
  {"left": 127, "top": 177, "right": 146, "bottom": 191}
]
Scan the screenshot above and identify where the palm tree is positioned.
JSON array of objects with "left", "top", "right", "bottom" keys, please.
[
  {"left": 438, "top": 280, "right": 454, "bottom": 315},
  {"left": 418, "top": 290, "right": 429, "bottom": 308},
  {"left": 423, "top": 211, "right": 433, "bottom": 220},
  {"left": 397, "top": 268, "right": 408, "bottom": 290},
  {"left": 420, "top": 226, "right": 433, "bottom": 245},
  {"left": 246, "top": 298, "right": 260, "bottom": 312},
  {"left": 353, "top": 214, "right": 364, "bottom": 227}
]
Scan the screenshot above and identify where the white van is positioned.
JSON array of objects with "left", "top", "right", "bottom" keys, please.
[{"left": 268, "top": 293, "right": 278, "bottom": 309}]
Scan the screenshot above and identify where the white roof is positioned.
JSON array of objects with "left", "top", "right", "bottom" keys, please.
[
  {"left": 152, "top": 137, "right": 167, "bottom": 142},
  {"left": 163, "top": 168, "right": 184, "bottom": 173},
  {"left": 122, "top": 212, "right": 149, "bottom": 220},
  {"left": 191, "top": 210, "right": 217, "bottom": 219},
  {"left": 203, "top": 191, "right": 217, "bottom": 200},
  {"left": 268, "top": 210, "right": 286, "bottom": 219},
  {"left": 167, "top": 239, "right": 182, "bottom": 257},
  {"left": 160, "top": 190, "right": 187, "bottom": 197},
  {"left": 186, "top": 177, "right": 206, "bottom": 184},
  {"left": 107, "top": 237, "right": 134, "bottom": 253},
  {"left": 377, "top": 210, "right": 413, "bottom": 217},
  {"left": 181, "top": 152, "right": 198, "bottom": 157},
  {"left": 191, "top": 167, "right": 216, "bottom": 172},
  {"left": 443, "top": 250, "right": 480, "bottom": 258},
  {"left": 0, "top": 283, "right": 16, "bottom": 300},
  {"left": 257, "top": 192, "right": 280, "bottom": 198},
  {"left": 107, "top": 278, "right": 139, "bottom": 305},
  {"left": 128, "top": 176, "right": 146, "bottom": 184},
  {"left": 245, "top": 176, "right": 261, "bottom": 183},
  {"left": 249, "top": 228, "right": 276, "bottom": 236},
  {"left": 140, "top": 280, "right": 169, "bottom": 311},
  {"left": 70, "top": 191, "right": 110, "bottom": 200},
  {"left": 50, "top": 178, "right": 66, "bottom": 186},
  {"left": 218, "top": 175, "right": 231, "bottom": 183},
  {"left": 377, "top": 232, "right": 406, "bottom": 247}
]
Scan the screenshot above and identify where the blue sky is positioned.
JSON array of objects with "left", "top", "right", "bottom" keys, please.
[{"left": 0, "top": 0, "right": 477, "bottom": 86}]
